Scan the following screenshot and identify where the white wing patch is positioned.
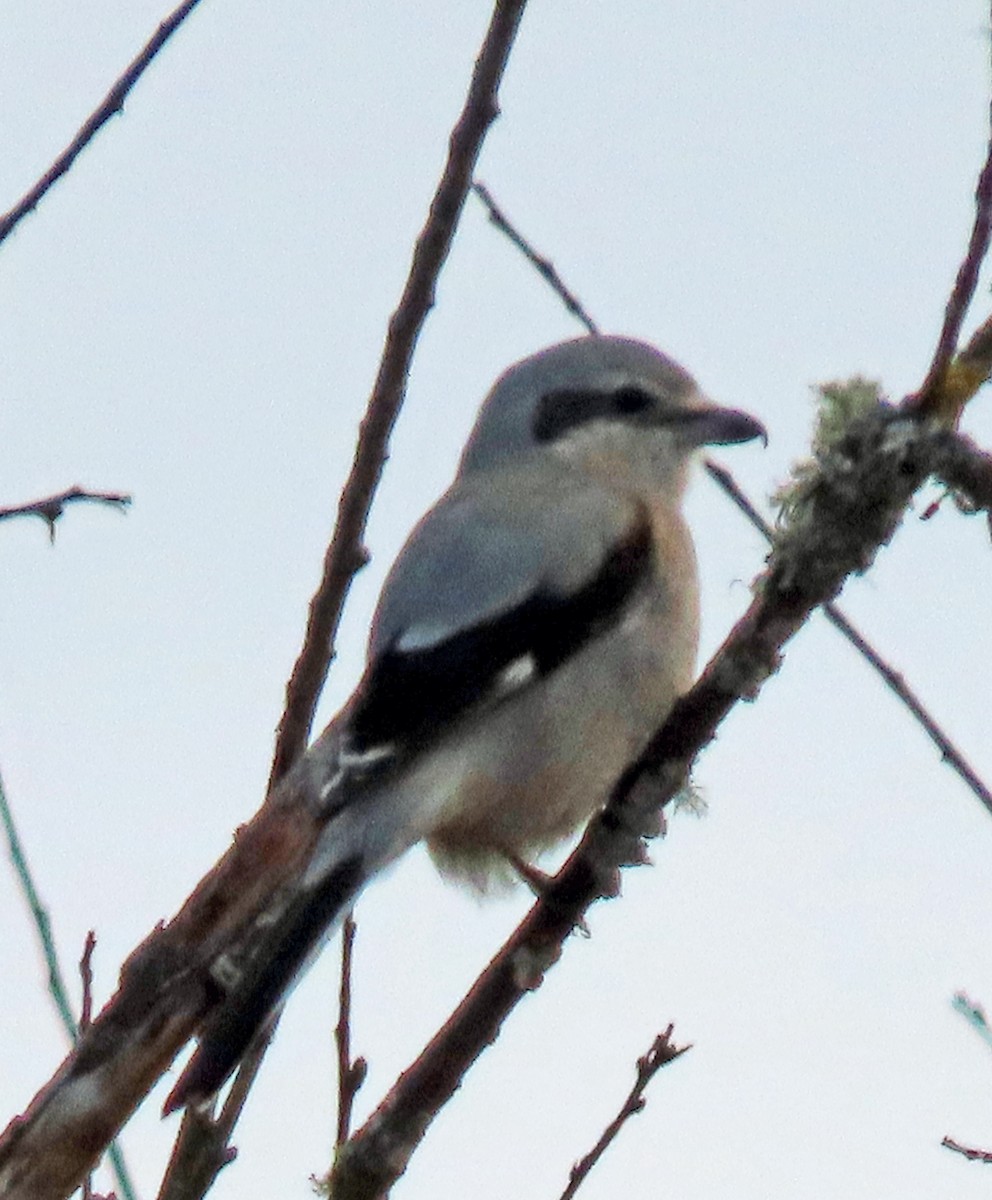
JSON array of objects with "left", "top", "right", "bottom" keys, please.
[{"left": 493, "top": 653, "right": 537, "bottom": 696}]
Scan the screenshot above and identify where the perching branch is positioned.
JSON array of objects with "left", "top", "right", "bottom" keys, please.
[
  {"left": 0, "top": 487, "right": 131, "bottom": 543},
  {"left": 558, "top": 1026, "right": 689, "bottom": 1200},
  {"left": 2, "top": 383, "right": 988, "bottom": 1200},
  {"left": 326, "top": 414, "right": 992, "bottom": 1199},
  {"left": 0, "top": 0, "right": 205, "bottom": 248}
]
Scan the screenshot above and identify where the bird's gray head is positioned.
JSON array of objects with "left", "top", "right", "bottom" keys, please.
[{"left": 458, "top": 336, "right": 765, "bottom": 484}]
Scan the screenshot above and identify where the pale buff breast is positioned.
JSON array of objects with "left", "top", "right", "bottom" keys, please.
[{"left": 423, "top": 500, "right": 699, "bottom": 890}]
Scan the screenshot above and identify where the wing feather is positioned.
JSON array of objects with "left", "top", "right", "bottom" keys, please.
[{"left": 348, "top": 463, "right": 651, "bottom": 751}]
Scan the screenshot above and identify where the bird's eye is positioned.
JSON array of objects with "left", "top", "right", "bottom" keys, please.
[{"left": 613, "top": 386, "right": 653, "bottom": 414}]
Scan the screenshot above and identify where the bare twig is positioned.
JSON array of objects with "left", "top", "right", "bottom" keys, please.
[
  {"left": 79, "top": 933, "right": 97, "bottom": 1033},
  {"left": 156, "top": 1020, "right": 276, "bottom": 1200},
  {"left": 705, "top": 459, "right": 992, "bottom": 814},
  {"left": 471, "top": 182, "right": 600, "bottom": 334},
  {"left": 952, "top": 991, "right": 992, "bottom": 1050},
  {"left": 335, "top": 914, "right": 365, "bottom": 1149},
  {"left": 907, "top": 24, "right": 992, "bottom": 418},
  {"left": 943, "top": 1135, "right": 992, "bottom": 1162},
  {"left": 79, "top": 938, "right": 98, "bottom": 1200},
  {"left": 156, "top": 1108, "right": 238, "bottom": 1200},
  {"left": 266, "top": 0, "right": 530, "bottom": 792},
  {"left": 824, "top": 607, "right": 992, "bottom": 813},
  {"left": 0, "top": 487, "right": 131, "bottom": 543},
  {"left": 0, "top": 0, "right": 205, "bottom": 247},
  {"left": 559, "top": 1026, "right": 689, "bottom": 1200},
  {"left": 0, "top": 768, "right": 78, "bottom": 1038}
]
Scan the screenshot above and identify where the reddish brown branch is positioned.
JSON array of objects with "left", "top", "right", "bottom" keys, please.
[
  {"left": 79, "top": 933, "right": 97, "bottom": 1034},
  {"left": 266, "top": 0, "right": 531, "bottom": 792},
  {"left": 943, "top": 1135, "right": 992, "bottom": 1163},
  {"left": 155, "top": 1021, "right": 274, "bottom": 1200},
  {"left": 78, "top": 937, "right": 98, "bottom": 1200},
  {"left": 0, "top": 0, "right": 205, "bottom": 247},
  {"left": 559, "top": 1026, "right": 689, "bottom": 1200},
  {"left": 0, "top": 487, "right": 131, "bottom": 543},
  {"left": 334, "top": 914, "right": 365, "bottom": 1150},
  {"left": 471, "top": 182, "right": 600, "bottom": 334},
  {"left": 908, "top": 79, "right": 992, "bottom": 416}
]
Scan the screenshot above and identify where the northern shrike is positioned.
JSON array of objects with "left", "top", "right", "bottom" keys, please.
[{"left": 164, "top": 334, "right": 765, "bottom": 1111}]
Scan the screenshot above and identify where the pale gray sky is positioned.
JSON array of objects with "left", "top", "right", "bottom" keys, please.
[{"left": 3, "top": 3, "right": 992, "bottom": 1198}]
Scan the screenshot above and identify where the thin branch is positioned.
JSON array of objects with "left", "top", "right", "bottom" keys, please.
[
  {"left": 943, "top": 1135, "right": 992, "bottom": 1162},
  {"left": 907, "top": 23, "right": 992, "bottom": 417},
  {"left": 79, "top": 933, "right": 97, "bottom": 1033},
  {"left": 0, "top": 770, "right": 137, "bottom": 1200},
  {"left": 0, "top": 767, "right": 78, "bottom": 1039},
  {"left": 158, "top": 2, "right": 530, "bottom": 1195},
  {"left": 952, "top": 991, "right": 992, "bottom": 1051},
  {"left": 266, "top": 0, "right": 530, "bottom": 793},
  {"left": 155, "top": 1020, "right": 276, "bottom": 1200},
  {"left": 824, "top": 606, "right": 992, "bottom": 813},
  {"left": 335, "top": 914, "right": 365, "bottom": 1149},
  {"left": 78, "top": 934, "right": 100, "bottom": 1200},
  {"left": 0, "top": 0, "right": 205, "bottom": 247},
  {"left": 0, "top": 487, "right": 131, "bottom": 543},
  {"left": 471, "top": 182, "right": 600, "bottom": 334},
  {"left": 559, "top": 1026, "right": 689, "bottom": 1200},
  {"left": 156, "top": 1108, "right": 238, "bottom": 1200},
  {"left": 705, "top": 459, "right": 992, "bottom": 814}
]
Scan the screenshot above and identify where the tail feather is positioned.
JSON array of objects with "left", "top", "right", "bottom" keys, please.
[
  {"left": 163, "top": 853, "right": 367, "bottom": 1113},
  {"left": 163, "top": 726, "right": 446, "bottom": 1116}
]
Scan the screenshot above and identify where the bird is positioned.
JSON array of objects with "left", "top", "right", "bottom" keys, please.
[{"left": 163, "top": 334, "right": 765, "bottom": 1112}]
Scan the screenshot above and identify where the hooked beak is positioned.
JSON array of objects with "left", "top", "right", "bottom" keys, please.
[{"left": 679, "top": 403, "right": 767, "bottom": 448}]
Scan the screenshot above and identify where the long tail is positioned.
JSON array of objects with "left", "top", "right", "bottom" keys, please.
[
  {"left": 162, "top": 854, "right": 365, "bottom": 1112},
  {"left": 163, "top": 750, "right": 428, "bottom": 1113}
]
